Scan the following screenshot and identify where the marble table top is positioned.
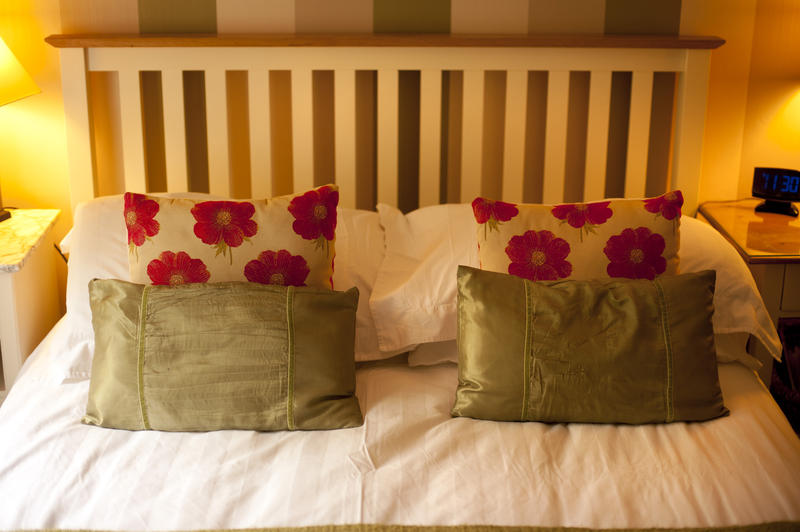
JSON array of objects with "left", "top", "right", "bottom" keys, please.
[{"left": 0, "top": 209, "right": 60, "bottom": 273}]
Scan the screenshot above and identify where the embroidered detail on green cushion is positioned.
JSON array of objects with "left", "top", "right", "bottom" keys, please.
[
  {"left": 286, "top": 285, "right": 296, "bottom": 431},
  {"left": 522, "top": 279, "right": 532, "bottom": 421},
  {"left": 653, "top": 278, "right": 675, "bottom": 423},
  {"left": 137, "top": 285, "right": 151, "bottom": 430}
]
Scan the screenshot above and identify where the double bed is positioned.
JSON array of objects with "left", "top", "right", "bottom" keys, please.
[{"left": 0, "top": 33, "right": 798, "bottom": 531}]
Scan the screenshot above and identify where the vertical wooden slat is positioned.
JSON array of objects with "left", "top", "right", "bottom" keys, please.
[
  {"left": 418, "top": 69, "right": 442, "bottom": 207},
  {"left": 59, "top": 48, "right": 96, "bottom": 209},
  {"left": 377, "top": 69, "right": 399, "bottom": 206},
  {"left": 205, "top": 68, "right": 230, "bottom": 196},
  {"left": 624, "top": 71, "right": 653, "bottom": 198},
  {"left": 334, "top": 69, "right": 357, "bottom": 208},
  {"left": 502, "top": 70, "right": 528, "bottom": 203},
  {"left": 542, "top": 70, "right": 569, "bottom": 203},
  {"left": 672, "top": 50, "right": 712, "bottom": 214},
  {"left": 584, "top": 70, "right": 612, "bottom": 201},
  {"left": 161, "top": 69, "right": 188, "bottom": 192},
  {"left": 291, "top": 68, "right": 314, "bottom": 193},
  {"left": 118, "top": 69, "right": 147, "bottom": 193},
  {"left": 248, "top": 69, "right": 272, "bottom": 198},
  {"left": 460, "top": 70, "right": 484, "bottom": 202}
]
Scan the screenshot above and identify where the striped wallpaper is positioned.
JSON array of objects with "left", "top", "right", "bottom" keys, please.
[{"left": 59, "top": 0, "right": 682, "bottom": 35}]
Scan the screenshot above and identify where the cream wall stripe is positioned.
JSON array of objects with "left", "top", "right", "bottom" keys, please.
[
  {"left": 59, "top": 48, "right": 96, "bottom": 210},
  {"left": 460, "top": 70, "right": 484, "bottom": 202},
  {"left": 623, "top": 71, "right": 653, "bottom": 198},
  {"left": 60, "top": 0, "right": 139, "bottom": 33},
  {"left": 334, "top": 70, "right": 357, "bottom": 208},
  {"left": 217, "top": 0, "right": 295, "bottom": 33},
  {"left": 377, "top": 69, "right": 399, "bottom": 206},
  {"left": 118, "top": 69, "right": 148, "bottom": 193},
  {"left": 502, "top": 70, "right": 528, "bottom": 203},
  {"left": 205, "top": 68, "right": 231, "bottom": 196},
  {"left": 161, "top": 70, "right": 189, "bottom": 192},
  {"left": 542, "top": 70, "right": 569, "bottom": 203},
  {"left": 418, "top": 69, "right": 442, "bottom": 207},
  {"left": 248, "top": 69, "right": 273, "bottom": 198},
  {"left": 584, "top": 70, "right": 612, "bottom": 201},
  {"left": 291, "top": 68, "right": 315, "bottom": 193}
]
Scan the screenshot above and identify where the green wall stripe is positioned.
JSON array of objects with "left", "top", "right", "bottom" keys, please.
[
  {"left": 604, "top": 0, "right": 681, "bottom": 35},
  {"left": 528, "top": 0, "right": 606, "bottom": 34},
  {"left": 138, "top": 0, "right": 217, "bottom": 34},
  {"left": 374, "top": 0, "right": 451, "bottom": 33},
  {"left": 296, "top": 0, "right": 373, "bottom": 33}
]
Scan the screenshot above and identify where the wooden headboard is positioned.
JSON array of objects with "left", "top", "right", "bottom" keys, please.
[{"left": 46, "top": 33, "right": 723, "bottom": 214}]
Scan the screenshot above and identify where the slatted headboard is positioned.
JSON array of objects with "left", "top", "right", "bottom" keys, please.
[{"left": 46, "top": 33, "right": 723, "bottom": 214}]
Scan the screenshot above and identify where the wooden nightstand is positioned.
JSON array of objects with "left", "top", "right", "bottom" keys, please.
[
  {"left": 697, "top": 199, "right": 800, "bottom": 384},
  {"left": 0, "top": 209, "right": 61, "bottom": 403}
]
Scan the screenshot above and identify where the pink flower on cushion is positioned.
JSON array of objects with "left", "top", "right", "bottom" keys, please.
[
  {"left": 124, "top": 193, "right": 160, "bottom": 252},
  {"left": 644, "top": 190, "right": 683, "bottom": 221},
  {"left": 191, "top": 201, "right": 257, "bottom": 263},
  {"left": 603, "top": 227, "right": 666, "bottom": 280},
  {"left": 147, "top": 251, "right": 211, "bottom": 286},
  {"left": 244, "top": 250, "right": 310, "bottom": 287},
  {"left": 472, "top": 197, "right": 519, "bottom": 238},
  {"left": 551, "top": 201, "right": 612, "bottom": 242},
  {"left": 288, "top": 186, "right": 339, "bottom": 254},
  {"left": 505, "top": 230, "right": 572, "bottom": 281}
]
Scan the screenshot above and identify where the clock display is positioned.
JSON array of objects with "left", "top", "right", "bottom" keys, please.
[
  {"left": 752, "top": 167, "right": 800, "bottom": 217},
  {"left": 755, "top": 169, "right": 799, "bottom": 196}
]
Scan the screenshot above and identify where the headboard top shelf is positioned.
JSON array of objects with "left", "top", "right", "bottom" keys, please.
[{"left": 45, "top": 33, "right": 725, "bottom": 50}]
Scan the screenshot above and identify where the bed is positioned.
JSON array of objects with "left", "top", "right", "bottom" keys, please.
[{"left": 0, "top": 33, "right": 798, "bottom": 531}]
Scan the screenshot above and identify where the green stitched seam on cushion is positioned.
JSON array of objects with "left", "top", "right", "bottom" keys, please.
[
  {"left": 286, "top": 286, "right": 296, "bottom": 431},
  {"left": 522, "top": 279, "right": 532, "bottom": 421},
  {"left": 654, "top": 279, "right": 674, "bottom": 423},
  {"left": 137, "top": 285, "right": 151, "bottom": 430}
]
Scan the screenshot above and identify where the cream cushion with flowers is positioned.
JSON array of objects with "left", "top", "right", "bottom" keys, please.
[
  {"left": 474, "top": 190, "right": 683, "bottom": 282},
  {"left": 124, "top": 185, "right": 338, "bottom": 289}
]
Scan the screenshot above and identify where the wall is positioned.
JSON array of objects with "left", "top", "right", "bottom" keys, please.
[
  {"left": 738, "top": 0, "right": 800, "bottom": 199},
  {"left": 0, "top": 0, "right": 69, "bottom": 312}
]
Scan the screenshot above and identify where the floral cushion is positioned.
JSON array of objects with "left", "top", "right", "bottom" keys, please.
[
  {"left": 473, "top": 191, "right": 683, "bottom": 281},
  {"left": 124, "top": 185, "right": 338, "bottom": 289}
]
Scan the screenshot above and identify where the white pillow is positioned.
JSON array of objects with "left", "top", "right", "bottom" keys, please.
[
  {"left": 60, "top": 194, "right": 390, "bottom": 379},
  {"left": 371, "top": 203, "right": 781, "bottom": 368},
  {"left": 680, "top": 216, "right": 782, "bottom": 366},
  {"left": 370, "top": 203, "right": 478, "bottom": 352}
]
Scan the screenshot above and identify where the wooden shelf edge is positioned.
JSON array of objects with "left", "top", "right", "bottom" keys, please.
[{"left": 45, "top": 33, "right": 725, "bottom": 50}]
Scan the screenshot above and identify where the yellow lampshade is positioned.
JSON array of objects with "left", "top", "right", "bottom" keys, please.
[{"left": 0, "top": 36, "right": 40, "bottom": 107}]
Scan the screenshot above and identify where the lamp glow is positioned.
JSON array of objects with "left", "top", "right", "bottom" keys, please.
[
  {"left": 0, "top": 36, "right": 41, "bottom": 221},
  {"left": 0, "top": 36, "right": 40, "bottom": 107}
]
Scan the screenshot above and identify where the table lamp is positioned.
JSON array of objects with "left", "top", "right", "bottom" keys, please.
[{"left": 0, "top": 36, "right": 40, "bottom": 222}]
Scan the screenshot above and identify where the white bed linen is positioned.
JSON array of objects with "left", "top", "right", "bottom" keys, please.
[{"left": 1, "top": 319, "right": 799, "bottom": 530}]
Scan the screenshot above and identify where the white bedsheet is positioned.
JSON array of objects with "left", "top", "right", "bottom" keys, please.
[{"left": 1, "top": 319, "right": 799, "bottom": 530}]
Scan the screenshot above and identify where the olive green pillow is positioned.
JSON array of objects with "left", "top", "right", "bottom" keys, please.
[
  {"left": 84, "top": 279, "right": 363, "bottom": 432},
  {"left": 452, "top": 266, "right": 728, "bottom": 424}
]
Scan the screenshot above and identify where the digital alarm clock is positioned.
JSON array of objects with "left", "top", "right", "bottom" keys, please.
[{"left": 752, "top": 167, "right": 800, "bottom": 217}]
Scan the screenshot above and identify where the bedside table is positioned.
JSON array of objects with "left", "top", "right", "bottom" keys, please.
[
  {"left": 0, "top": 209, "right": 61, "bottom": 403},
  {"left": 697, "top": 199, "right": 800, "bottom": 383}
]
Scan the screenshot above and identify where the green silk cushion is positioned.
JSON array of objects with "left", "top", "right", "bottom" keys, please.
[
  {"left": 84, "top": 279, "right": 363, "bottom": 432},
  {"left": 452, "top": 266, "right": 728, "bottom": 424}
]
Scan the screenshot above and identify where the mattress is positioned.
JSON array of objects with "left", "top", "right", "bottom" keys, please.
[{"left": 1, "top": 317, "right": 798, "bottom": 530}]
